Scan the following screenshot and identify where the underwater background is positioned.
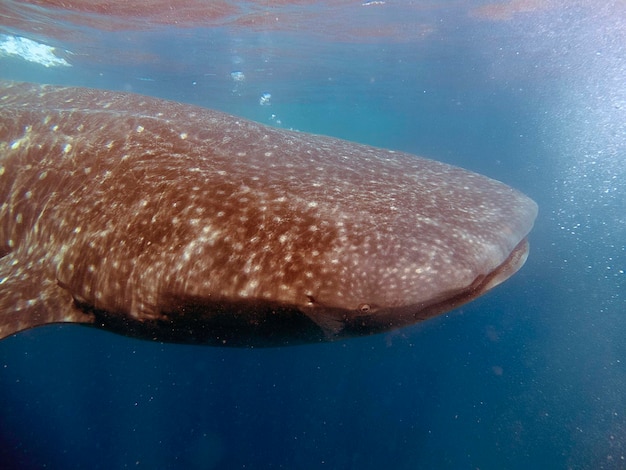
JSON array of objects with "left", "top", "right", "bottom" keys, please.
[{"left": 1, "top": 1, "right": 625, "bottom": 468}]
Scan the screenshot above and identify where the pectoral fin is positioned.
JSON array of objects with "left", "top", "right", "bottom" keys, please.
[{"left": 0, "top": 252, "right": 93, "bottom": 340}]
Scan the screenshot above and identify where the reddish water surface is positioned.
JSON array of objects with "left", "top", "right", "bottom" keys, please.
[{"left": 0, "top": 0, "right": 558, "bottom": 42}]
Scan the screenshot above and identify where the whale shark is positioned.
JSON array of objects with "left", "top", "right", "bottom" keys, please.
[{"left": 0, "top": 80, "right": 537, "bottom": 346}]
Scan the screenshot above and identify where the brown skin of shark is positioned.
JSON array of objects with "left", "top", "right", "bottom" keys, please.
[{"left": 0, "top": 81, "right": 537, "bottom": 347}]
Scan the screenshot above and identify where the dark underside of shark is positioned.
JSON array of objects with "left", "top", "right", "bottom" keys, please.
[{"left": 0, "top": 81, "right": 538, "bottom": 347}]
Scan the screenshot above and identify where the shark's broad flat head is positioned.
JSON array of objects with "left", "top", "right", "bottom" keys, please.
[{"left": 0, "top": 81, "right": 537, "bottom": 346}]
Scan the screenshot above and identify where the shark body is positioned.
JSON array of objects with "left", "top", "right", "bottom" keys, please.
[{"left": 0, "top": 81, "right": 537, "bottom": 346}]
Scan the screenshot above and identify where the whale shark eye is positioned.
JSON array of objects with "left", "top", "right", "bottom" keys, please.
[{"left": 358, "top": 303, "right": 371, "bottom": 313}]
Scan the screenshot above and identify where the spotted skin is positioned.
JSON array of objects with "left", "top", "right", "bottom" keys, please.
[{"left": 0, "top": 81, "right": 537, "bottom": 346}]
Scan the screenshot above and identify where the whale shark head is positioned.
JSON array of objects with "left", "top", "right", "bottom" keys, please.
[{"left": 0, "top": 81, "right": 537, "bottom": 346}]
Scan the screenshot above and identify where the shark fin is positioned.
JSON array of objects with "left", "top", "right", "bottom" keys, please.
[{"left": 0, "top": 252, "right": 94, "bottom": 340}]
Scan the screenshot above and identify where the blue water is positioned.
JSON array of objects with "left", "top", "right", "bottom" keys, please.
[{"left": 1, "top": 1, "right": 626, "bottom": 469}]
